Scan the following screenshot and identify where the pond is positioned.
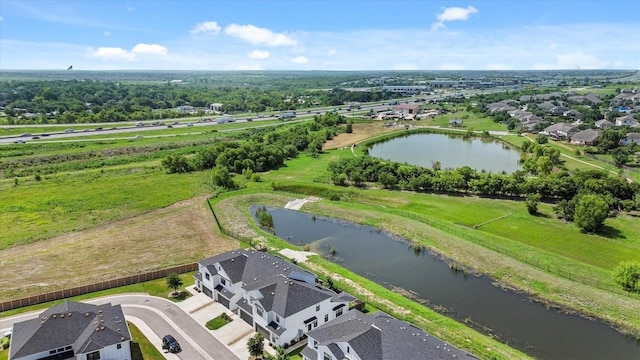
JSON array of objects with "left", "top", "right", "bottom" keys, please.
[
  {"left": 368, "top": 133, "right": 522, "bottom": 173},
  {"left": 252, "top": 206, "right": 640, "bottom": 360}
]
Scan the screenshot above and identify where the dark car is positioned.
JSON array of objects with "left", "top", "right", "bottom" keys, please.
[{"left": 162, "top": 335, "right": 181, "bottom": 353}]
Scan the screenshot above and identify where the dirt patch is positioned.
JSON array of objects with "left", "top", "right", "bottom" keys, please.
[
  {"left": 0, "top": 195, "right": 238, "bottom": 301},
  {"left": 323, "top": 122, "right": 396, "bottom": 150}
]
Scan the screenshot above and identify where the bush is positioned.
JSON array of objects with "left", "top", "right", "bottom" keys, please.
[
  {"left": 1, "top": 336, "right": 9, "bottom": 349},
  {"left": 613, "top": 261, "right": 640, "bottom": 292}
]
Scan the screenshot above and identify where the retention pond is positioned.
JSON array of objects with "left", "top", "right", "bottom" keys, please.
[{"left": 252, "top": 206, "right": 640, "bottom": 359}]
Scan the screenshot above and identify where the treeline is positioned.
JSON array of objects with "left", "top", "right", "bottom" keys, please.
[
  {"left": 0, "top": 79, "right": 397, "bottom": 124},
  {"left": 162, "top": 112, "right": 346, "bottom": 176},
  {"left": 327, "top": 152, "right": 639, "bottom": 214}
]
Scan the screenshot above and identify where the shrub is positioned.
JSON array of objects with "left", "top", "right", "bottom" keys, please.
[
  {"left": 613, "top": 261, "right": 640, "bottom": 293},
  {"left": 1, "top": 336, "right": 9, "bottom": 349}
]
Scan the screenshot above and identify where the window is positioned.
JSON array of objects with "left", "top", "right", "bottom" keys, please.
[
  {"left": 117, "top": 343, "right": 122, "bottom": 350},
  {"left": 49, "top": 350, "right": 56, "bottom": 355},
  {"left": 335, "top": 308, "right": 343, "bottom": 317},
  {"left": 347, "top": 346, "right": 350, "bottom": 353},
  {"left": 221, "top": 278, "right": 226, "bottom": 285},
  {"left": 275, "top": 315, "right": 280, "bottom": 323},
  {"left": 65, "top": 346, "right": 72, "bottom": 350},
  {"left": 87, "top": 351, "right": 101, "bottom": 360},
  {"left": 205, "top": 273, "right": 210, "bottom": 280},
  {"left": 324, "top": 314, "right": 329, "bottom": 322},
  {"left": 315, "top": 305, "right": 320, "bottom": 312},
  {"left": 256, "top": 307, "right": 264, "bottom": 317},
  {"left": 324, "top": 353, "right": 332, "bottom": 360}
]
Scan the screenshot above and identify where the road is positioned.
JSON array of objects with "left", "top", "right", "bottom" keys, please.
[{"left": 0, "top": 294, "right": 240, "bottom": 360}]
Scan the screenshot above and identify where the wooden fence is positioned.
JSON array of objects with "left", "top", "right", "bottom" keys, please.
[{"left": 0, "top": 263, "right": 198, "bottom": 313}]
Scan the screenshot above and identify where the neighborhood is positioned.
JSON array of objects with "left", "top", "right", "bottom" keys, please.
[{"left": 6, "top": 249, "right": 476, "bottom": 360}]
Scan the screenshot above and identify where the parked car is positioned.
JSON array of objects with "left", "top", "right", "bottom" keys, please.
[
  {"left": 32, "top": 136, "right": 40, "bottom": 139},
  {"left": 187, "top": 123, "right": 194, "bottom": 127},
  {"left": 246, "top": 118, "right": 253, "bottom": 122},
  {"left": 162, "top": 335, "right": 181, "bottom": 353},
  {"left": 64, "top": 129, "right": 74, "bottom": 133}
]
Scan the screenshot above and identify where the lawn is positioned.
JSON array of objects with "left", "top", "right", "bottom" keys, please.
[
  {"left": 129, "top": 322, "right": 166, "bottom": 360},
  {"left": 422, "top": 110, "right": 508, "bottom": 131},
  {"left": 205, "top": 313, "right": 233, "bottom": 330}
]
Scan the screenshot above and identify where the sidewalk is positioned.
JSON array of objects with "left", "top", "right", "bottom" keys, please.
[{"left": 178, "top": 285, "right": 276, "bottom": 359}]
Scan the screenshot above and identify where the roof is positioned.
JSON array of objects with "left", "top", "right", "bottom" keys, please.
[
  {"left": 245, "top": 274, "right": 340, "bottom": 317},
  {"left": 543, "top": 122, "right": 577, "bottom": 134},
  {"left": 199, "top": 249, "right": 310, "bottom": 285},
  {"left": 571, "top": 129, "right": 602, "bottom": 143},
  {"left": 10, "top": 301, "right": 130, "bottom": 359},
  {"left": 625, "top": 132, "right": 640, "bottom": 139},
  {"left": 306, "top": 310, "right": 477, "bottom": 360}
]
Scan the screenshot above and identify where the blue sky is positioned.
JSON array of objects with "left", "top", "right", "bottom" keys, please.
[{"left": 0, "top": 0, "right": 639, "bottom": 71}]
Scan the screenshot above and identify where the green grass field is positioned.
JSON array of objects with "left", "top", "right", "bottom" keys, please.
[
  {"left": 129, "top": 322, "right": 166, "bottom": 360},
  {"left": 422, "top": 109, "right": 508, "bottom": 131}
]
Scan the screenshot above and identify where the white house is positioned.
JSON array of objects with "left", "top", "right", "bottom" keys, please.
[
  {"left": 621, "top": 133, "right": 640, "bottom": 146},
  {"left": 196, "top": 249, "right": 355, "bottom": 347},
  {"left": 9, "top": 301, "right": 131, "bottom": 360},
  {"left": 301, "top": 310, "right": 476, "bottom": 360},
  {"left": 615, "top": 115, "right": 639, "bottom": 127}
]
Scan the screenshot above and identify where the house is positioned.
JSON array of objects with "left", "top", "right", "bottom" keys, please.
[
  {"left": 563, "top": 109, "right": 582, "bottom": 120},
  {"left": 595, "top": 119, "right": 614, "bottom": 129},
  {"left": 548, "top": 105, "right": 570, "bottom": 115},
  {"left": 615, "top": 115, "right": 638, "bottom": 127},
  {"left": 9, "top": 301, "right": 131, "bottom": 360},
  {"left": 570, "top": 129, "right": 602, "bottom": 146},
  {"left": 448, "top": 119, "right": 464, "bottom": 127},
  {"left": 196, "top": 249, "right": 355, "bottom": 347},
  {"left": 301, "top": 310, "right": 477, "bottom": 360},
  {"left": 541, "top": 123, "right": 579, "bottom": 139},
  {"left": 621, "top": 132, "right": 640, "bottom": 146}
]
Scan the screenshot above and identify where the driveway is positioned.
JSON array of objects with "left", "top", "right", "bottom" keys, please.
[{"left": 0, "top": 294, "right": 241, "bottom": 360}]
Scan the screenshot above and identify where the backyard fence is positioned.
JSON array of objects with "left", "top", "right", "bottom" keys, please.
[{"left": 0, "top": 263, "right": 197, "bottom": 313}]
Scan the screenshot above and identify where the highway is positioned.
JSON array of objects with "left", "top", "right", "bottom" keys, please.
[{"left": 0, "top": 86, "right": 515, "bottom": 145}]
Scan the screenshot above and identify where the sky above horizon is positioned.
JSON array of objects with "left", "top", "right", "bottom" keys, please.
[{"left": 1, "top": 0, "right": 639, "bottom": 71}]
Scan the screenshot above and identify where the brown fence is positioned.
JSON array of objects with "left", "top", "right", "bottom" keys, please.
[{"left": 0, "top": 263, "right": 198, "bottom": 313}]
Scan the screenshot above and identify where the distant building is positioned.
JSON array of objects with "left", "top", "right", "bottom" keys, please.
[
  {"left": 209, "top": 103, "right": 224, "bottom": 112},
  {"left": 393, "top": 104, "right": 421, "bottom": 115},
  {"left": 594, "top": 119, "right": 614, "bottom": 129},
  {"left": 449, "top": 119, "right": 464, "bottom": 127},
  {"left": 382, "top": 86, "right": 427, "bottom": 94},
  {"left": 570, "top": 129, "right": 602, "bottom": 146},
  {"left": 9, "top": 301, "right": 131, "bottom": 360}
]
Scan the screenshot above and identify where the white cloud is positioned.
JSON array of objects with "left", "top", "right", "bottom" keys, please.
[
  {"left": 126, "top": 6, "right": 135, "bottom": 12},
  {"left": 248, "top": 50, "right": 270, "bottom": 59},
  {"left": 327, "top": 49, "right": 337, "bottom": 56},
  {"left": 88, "top": 43, "right": 168, "bottom": 61},
  {"left": 432, "top": 5, "right": 478, "bottom": 30},
  {"left": 291, "top": 56, "right": 308, "bottom": 64},
  {"left": 131, "top": 43, "right": 168, "bottom": 56},
  {"left": 104, "top": 31, "right": 111, "bottom": 37},
  {"left": 225, "top": 24, "right": 297, "bottom": 46},
  {"left": 87, "top": 47, "right": 135, "bottom": 61},
  {"left": 190, "top": 21, "right": 221, "bottom": 35}
]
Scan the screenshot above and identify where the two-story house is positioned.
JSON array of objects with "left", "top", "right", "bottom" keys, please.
[
  {"left": 301, "top": 310, "right": 477, "bottom": 360},
  {"left": 196, "top": 249, "right": 355, "bottom": 347},
  {"left": 9, "top": 301, "right": 131, "bottom": 360}
]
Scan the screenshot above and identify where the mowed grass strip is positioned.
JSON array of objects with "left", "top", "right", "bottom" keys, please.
[{"left": 129, "top": 321, "right": 167, "bottom": 360}]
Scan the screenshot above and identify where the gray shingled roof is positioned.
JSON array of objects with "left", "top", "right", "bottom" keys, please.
[
  {"left": 199, "top": 249, "right": 309, "bottom": 285},
  {"left": 10, "top": 301, "right": 130, "bottom": 359},
  {"left": 306, "top": 310, "right": 478, "bottom": 360},
  {"left": 245, "top": 274, "right": 335, "bottom": 317}
]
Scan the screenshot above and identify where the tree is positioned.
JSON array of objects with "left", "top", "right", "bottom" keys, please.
[
  {"left": 166, "top": 273, "right": 183, "bottom": 296},
  {"left": 574, "top": 194, "right": 609, "bottom": 232},
  {"left": 345, "top": 120, "right": 353, "bottom": 133},
  {"left": 525, "top": 193, "right": 541, "bottom": 215},
  {"left": 247, "top": 333, "right": 265, "bottom": 358},
  {"left": 264, "top": 346, "right": 289, "bottom": 360},
  {"left": 535, "top": 133, "right": 548, "bottom": 144},
  {"left": 211, "top": 166, "right": 237, "bottom": 190},
  {"left": 613, "top": 261, "right": 640, "bottom": 293},
  {"left": 611, "top": 147, "right": 630, "bottom": 167}
]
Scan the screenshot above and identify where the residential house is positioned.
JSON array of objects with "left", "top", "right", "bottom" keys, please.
[
  {"left": 301, "top": 310, "right": 477, "bottom": 360},
  {"left": 615, "top": 115, "right": 638, "bottom": 127},
  {"left": 548, "top": 105, "right": 570, "bottom": 116},
  {"left": 570, "top": 129, "right": 602, "bottom": 146},
  {"left": 195, "top": 249, "right": 355, "bottom": 347},
  {"left": 486, "top": 100, "right": 516, "bottom": 113},
  {"left": 541, "top": 123, "right": 579, "bottom": 140},
  {"left": 621, "top": 132, "right": 640, "bottom": 146},
  {"left": 595, "top": 119, "right": 614, "bottom": 129},
  {"left": 9, "top": 301, "right": 131, "bottom": 360},
  {"left": 563, "top": 109, "right": 582, "bottom": 120}
]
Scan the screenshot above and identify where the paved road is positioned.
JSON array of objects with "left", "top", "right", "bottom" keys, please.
[{"left": 0, "top": 294, "right": 240, "bottom": 360}]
